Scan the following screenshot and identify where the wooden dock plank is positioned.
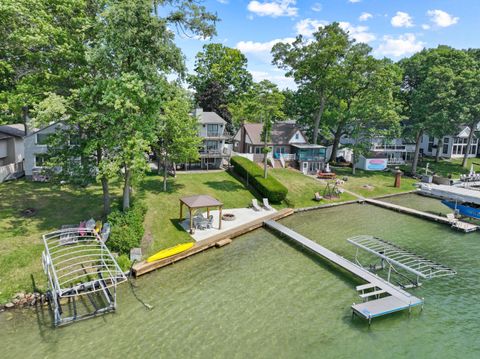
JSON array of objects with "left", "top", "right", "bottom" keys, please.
[
  {"left": 364, "top": 198, "right": 478, "bottom": 232},
  {"left": 132, "top": 208, "right": 294, "bottom": 277}
]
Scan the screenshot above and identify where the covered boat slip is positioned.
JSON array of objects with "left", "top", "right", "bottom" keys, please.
[
  {"left": 264, "top": 220, "right": 424, "bottom": 323},
  {"left": 42, "top": 228, "right": 127, "bottom": 326},
  {"left": 348, "top": 235, "right": 456, "bottom": 282}
]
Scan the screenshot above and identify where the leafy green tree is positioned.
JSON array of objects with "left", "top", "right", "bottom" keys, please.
[
  {"left": 155, "top": 91, "right": 202, "bottom": 191},
  {"left": 189, "top": 44, "right": 253, "bottom": 134},
  {"left": 229, "top": 80, "right": 285, "bottom": 178},
  {"left": 272, "top": 23, "right": 350, "bottom": 145}
]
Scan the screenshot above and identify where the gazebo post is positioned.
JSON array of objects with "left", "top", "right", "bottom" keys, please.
[
  {"left": 179, "top": 202, "right": 183, "bottom": 219},
  {"left": 219, "top": 205, "right": 222, "bottom": 230},
  {"left": 189, "top": 208, "right": 193, "bottom": 234},
  {"left": 207, "top": 207, "right": 210, "bottom": 218}
]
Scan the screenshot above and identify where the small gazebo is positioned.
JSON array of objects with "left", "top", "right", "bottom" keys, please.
[{"left": 179, "top": 195, "right": 224, "bottom": 234}]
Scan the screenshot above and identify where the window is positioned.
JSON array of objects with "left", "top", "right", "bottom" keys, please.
[
  {"left": 295, "top": 133, "right": 299, "bottom": 140},
  {"left": 35, "top": 154, "right": 48, "bottom": 167},
  {"left": 443, "top": 142, "right": 449, "bottom": 155},
  {"left": 255, "top": 147, "right": 262, "bottom": 154},
  {"left": 204, "top": 140, "right": 219, "bottom": 151},
  {"left": 207, "top": 124, "right": 219, "bottom": 137},
  {"left": 428, "top": 136, "right": 434, "bottom": 153},
  {"left": 36, "top": 133, "right": 52, "bottom": 145}
]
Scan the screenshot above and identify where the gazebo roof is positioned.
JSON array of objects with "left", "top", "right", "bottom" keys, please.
[{"left": 180, "top": 195, "right": 223, "bottom": 208}]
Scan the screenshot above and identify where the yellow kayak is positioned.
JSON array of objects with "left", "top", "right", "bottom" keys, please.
[{"left": 146, "top": 243, "right": 194, "bottom": 262}]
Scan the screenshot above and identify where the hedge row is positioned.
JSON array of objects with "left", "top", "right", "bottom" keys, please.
[
  {"left": 107, "top": 201, "right": 147, "bottom": 255},
  {"left": 231, "top": 156, "right": 288, "bottom": 203}
]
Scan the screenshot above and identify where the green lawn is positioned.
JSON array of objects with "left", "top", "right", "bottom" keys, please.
[
  {"left": 0, "top": 180, "right": 121, "bottom": 304},
  {"left": 270, "top": 168, "right": 357, "bottom": 207},
  {"left": 333, "top": 167, "right": 419, "bottom": 198},
  {"left": 139, "top": 171, "right": 255, "bottom": 253},
  {"left": 401, "top": 157, "right": 480, "bottom": 177}
]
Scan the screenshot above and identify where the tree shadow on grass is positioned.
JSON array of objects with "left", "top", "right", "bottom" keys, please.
[{"left": 139, "top": 176, "right": 185, "bottom": 196}]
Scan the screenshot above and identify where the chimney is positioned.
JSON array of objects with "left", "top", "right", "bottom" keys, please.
[{"left": 194, "top": 108, "right": 203, "bottom": 118}]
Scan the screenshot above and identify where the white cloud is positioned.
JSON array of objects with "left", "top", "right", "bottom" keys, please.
[
  {"left": 339, "top": 22, "right": 376, "bottom": 43},
  {"left": 247, "top": 1, "right": 298, "bottom": 18},
  {"left": 236, "top": 37, "right": 295, "bottom": 54},
  {"left": 249, "top": 70, "right": 296, "bottom": 89},
  {"left": 427, "top": 9, "right": 459, "bottom": 27},
  {"left": 391, "top": 11, "right": 414, "bottom": 28},
  {"left": 375, "top": 33, "right": 425, "bottom": 57},
  {"left": 421, "top": 24, "right": 430, "bottom": 30},
  {"left": 295, "top": 18, "right": 328, "bottom": 37},
  {"left": 311, "top": 2, "right": 322, "bottom": 12},
  {"left": 217, "top": 0, "right": 229, "bottom": 4},
  {"left": 349, "top": 0, "right": 361, "bottom": 3},
  {"left": 359, "top": 12, "right": 373, "bottom": 21}
]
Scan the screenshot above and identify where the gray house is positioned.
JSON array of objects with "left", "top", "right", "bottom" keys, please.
[
  {"left": 0, "top": 124, "right": 25, "bottom": 182},
  {"left": 191, "top": 108, "right": 229, "bottom": 170},
  {"left": 24, "top": 122, "right": 65, "bottom": 180}
]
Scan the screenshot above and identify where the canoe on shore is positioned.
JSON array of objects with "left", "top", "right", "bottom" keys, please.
[{"left": 146, "top": 242, "right": 195, "bottom": 262}]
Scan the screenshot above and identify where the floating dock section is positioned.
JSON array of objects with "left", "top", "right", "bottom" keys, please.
[
  {"left": 363, "top": 198, "right": 478, "bottom": 233},
  {"left": 264, "top": 220, "right": 423, "bottom": 323}
]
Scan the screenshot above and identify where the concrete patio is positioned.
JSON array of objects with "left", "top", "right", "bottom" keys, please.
[{"left": 180, "top": 207, "right": 277, "bottom": 241}]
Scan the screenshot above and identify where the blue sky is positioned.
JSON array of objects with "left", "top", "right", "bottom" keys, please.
[{"left": 175, "top": 0, "right": 480, "bottom": 89}]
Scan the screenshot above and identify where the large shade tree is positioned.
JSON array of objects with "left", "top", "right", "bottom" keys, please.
[{"left": 189, "top": 43, "right": 253, "bottom": 134}]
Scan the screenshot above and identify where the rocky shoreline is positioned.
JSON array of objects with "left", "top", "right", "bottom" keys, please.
[{"left": 0, "top": 292, "right": 47, "bottom": 311}]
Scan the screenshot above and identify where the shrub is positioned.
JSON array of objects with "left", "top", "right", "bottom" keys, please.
[
  {"left": 116, "top": 254, "right": 132, "bottom": 272},
  {"left": 107, "top": 201, "right": 147, "bottom": 255},
  {"left": 230, "top": 156, "right": 288, "bottom": 203}
]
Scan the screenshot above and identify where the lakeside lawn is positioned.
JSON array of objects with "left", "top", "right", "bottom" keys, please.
[
  {"left": 401, "top": 157, "right": 480, "bottom": 177},
  {"left": 332, "top": 167, "right": 419, "bottom": 198}
]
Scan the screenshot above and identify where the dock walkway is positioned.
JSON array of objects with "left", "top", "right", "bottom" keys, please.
[
  {"left": 364, "top": 198, "right": 478, "bottom": 233},
  {"left": 264, "top": 220, "right": 423, "bottom": 322}
]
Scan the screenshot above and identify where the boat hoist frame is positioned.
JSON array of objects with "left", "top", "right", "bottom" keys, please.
[
  {"left": 348, "top": 235, "right": 456, "bottom": 288},
  {"left": 42, "top": 228, "right": 127, "bottom": 326}
]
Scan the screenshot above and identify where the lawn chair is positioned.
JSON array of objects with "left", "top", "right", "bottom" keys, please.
[
  {"left": 263, "top": 198, "right": 273, "bottom": 211},
  {"left": 251, "top": 198, "right": 262, "bottom": 211},
  {"left": 314, "top": 192, "right": 323, "bottom": 202}
]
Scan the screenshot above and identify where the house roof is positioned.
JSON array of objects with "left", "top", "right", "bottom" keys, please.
[
  {"left": 25, "top": 121, "right": 64, "bottom": 137},
  {"left": 243, "top": 121, "right": 304, "bottom": 145},
  {"left": 198, "top": 112, "right": 227, "bottom": 125},
  {"left": 180, "top": 195, "right": 223, "bottom": 209},
  {"left": 0, "top": 123, "right": 25, "bottom": 138},
  {"left": 291, "top": 144, "right": 326, "bottom": 149}
]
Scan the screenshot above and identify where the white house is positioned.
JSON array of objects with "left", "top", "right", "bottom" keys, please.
[
  {"left": 0, "top": 124, "right": 25, "bottom": 182},
  {"left": 419, "top": 125, "right": 479, "bottom": 159},
  {"left": 192, "top": 108, "right": 229, "bottom": 170}
]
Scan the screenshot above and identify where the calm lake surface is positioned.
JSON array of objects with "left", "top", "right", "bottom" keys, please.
[{"left": 1, "top": 194, "right": 479, "bottom": 358}]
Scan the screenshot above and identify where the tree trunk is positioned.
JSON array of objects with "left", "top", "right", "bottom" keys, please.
[
  {"left": 122, "top": 165, "right": 131, "bottom": 211},
  {"left": 412, "top": 129, "right": 423, "bottom": 175},
  {"left": 435, "top": 137, "right": 443, "bottom": 162},
  {"left": 263, "top": 149, "right": 268, "bottom": 179},
  {"left": 462, "top": 123, "right": 476, "bottom": 168},
  {"left": 96, "top": 146, "right": 110, "bottom": 216},
  {"left": 312, "top": 96, "right": 326, "bottom": 145},
  {"left": 163, "top": 156, "right": 168, "bottom": 192},
  {"left": 157, "top": 156, "right": 162, "bottom": 175},
  {"left": 329, "top": 125, "right": 343, "bottom": 163},
  {"left": 101, "top": 176, "right": 110, "bottom": 216},
  {"left": 351, "top": 151, "right": 356, "bottom": 175}
]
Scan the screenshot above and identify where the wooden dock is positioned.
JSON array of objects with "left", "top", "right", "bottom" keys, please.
[
  {"left": 363, "top": 198, "right": 479, "bottom": 233},
  {"left": 264, "top": 220, "right": 424, "bottom": 322},
  {"left": 132, "top": 208, "right": 294, "bottom": 277}
]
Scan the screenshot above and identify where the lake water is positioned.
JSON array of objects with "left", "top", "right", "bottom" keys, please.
[{"left": 1, "top": 194, "right": 479, "bottom": 358}]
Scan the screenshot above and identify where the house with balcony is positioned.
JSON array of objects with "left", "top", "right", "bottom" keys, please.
[
  {"left": 0, "top": 123, "right": 25, "bottom": 182},
  {"left": 194, "top": 108, "right": 229, "bottom": 170},
  {"left": 233, "top": 121, "right": 326, "bottom": 174},
  {"left": 419, "top": 125, "right": 479, "bottom": 159}
]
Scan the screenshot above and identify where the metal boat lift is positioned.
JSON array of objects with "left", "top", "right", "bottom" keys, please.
[
  {"left": 348, "top": 235, "right": 456, "bottom": 288},
  {"left": 42, "top": 228, "right": 127, "bottom": 326}
]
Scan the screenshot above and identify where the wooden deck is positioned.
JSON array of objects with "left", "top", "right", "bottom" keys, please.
[
  {"left": 132, "top": 208, "right": 294, "bottom": 277},
  {"left": 363, "top": 198, "right": 479, "bottom": 233}
]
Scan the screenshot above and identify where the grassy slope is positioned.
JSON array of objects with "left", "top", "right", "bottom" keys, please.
[
  {"left": 139, "top": 171, "right": 254, "bottom": 253},
  {"left": 270, "top": 168, "right": 356, "bottom": 207},
  {"left": 333, "top": 167, "right": 419, "bottom": 198},
  {"left": 401, "top": 157, "right": 480, "bottom": 177}
]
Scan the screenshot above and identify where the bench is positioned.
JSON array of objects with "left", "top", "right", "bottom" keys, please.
[
  {"left": 359, "top": 289, "right": 386, "bottom": 300},
  {"left": 356, "top": 283, "right": 376, "bottom": 292}
]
